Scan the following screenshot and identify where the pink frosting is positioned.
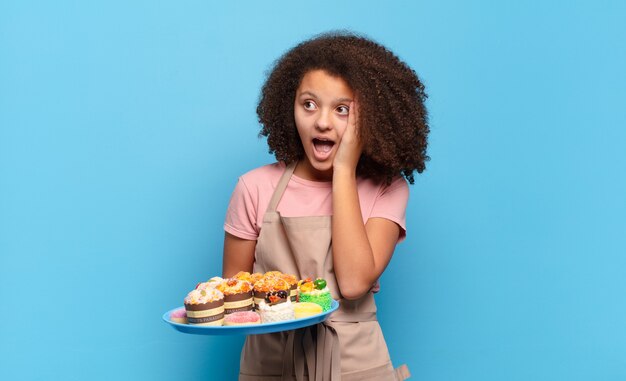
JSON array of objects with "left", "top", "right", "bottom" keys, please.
[
  {"left": 170, "top": 308, "right": 187, "bottom": 318},
  {"left": 224, "top": 311, "right": 260, "bottom": 324}
]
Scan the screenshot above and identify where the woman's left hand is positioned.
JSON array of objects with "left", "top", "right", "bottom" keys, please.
[{"left": 333, "top": 101, "right": 364, "bottom": 174}]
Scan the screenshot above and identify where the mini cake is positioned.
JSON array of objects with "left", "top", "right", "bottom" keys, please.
[
  {"left": 184, "top": 287, "right": 225, "bottom": 326},
  {"left": 253, "top": 274, "right": 291, "bottom": 308},
  {"left": 196, "top": 276, "right": 224, "bottom": 291},
  {"left": 170, "top": 307, "right": 188, "bottom": 324},
  {"left": 224, "top": 311, "right": 261, "bottom": 326},
  {"left": 250, "top": 272, "right": 264, "bottom": 285},
  {"left": 280, "top": 273, "right": 299, "bottom": 302},
  {"left": 257, "top": 290, "right": 295, "bottom": 323},
  {"left": 233, "top": 272, "right": 263, "bottom": 287},
  {"left": 216, "top": 278, "right": 254, "bottom": 314},
  {"left": 233, "top": 271, "right": 253, "bottom": 284},
  {"left": 293, "top": 302, "right": 323, "bottom": 319},
  {"left": 298, "top": 278, "right": 332, "bottom": 312}
]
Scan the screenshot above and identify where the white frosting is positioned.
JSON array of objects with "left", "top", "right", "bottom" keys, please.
[
  {"left": 197, "top": 277, "right": 224, "bottom": 290},
  {"left": 184, "top": 287, "right": 224, "bottom": 305},
  {"left": 258, "top": 299, "right": 295, "bottom": 323}
]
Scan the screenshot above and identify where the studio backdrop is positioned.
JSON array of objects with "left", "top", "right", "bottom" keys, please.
[{"left": 1, "top": 1, "right": 625, "bottom": 380}]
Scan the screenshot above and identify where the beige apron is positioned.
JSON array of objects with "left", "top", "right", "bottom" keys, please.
[{"left": 239, "top": 163, "right": 410, "bottom": 381}]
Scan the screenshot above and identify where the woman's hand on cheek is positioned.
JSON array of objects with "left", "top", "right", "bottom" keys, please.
[{"left": 333, "top": 101, "right": 363, "bottom": 175}]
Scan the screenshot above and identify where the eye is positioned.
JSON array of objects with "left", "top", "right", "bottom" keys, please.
[
  {"left": 303, "top": 100, "right": 317, "bottom": 111},
  {"left": 336, "top": 105, "right": 350, "bottom": 115}
]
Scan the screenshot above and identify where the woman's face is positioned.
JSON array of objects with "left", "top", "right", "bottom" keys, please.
[{"left": 293, "top": 69, "right": 354, "bottom": 181}]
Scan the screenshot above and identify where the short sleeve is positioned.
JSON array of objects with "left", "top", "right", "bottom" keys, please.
[
  {"left": 224, "top": 177, "right": 259, "bottom": 241},
  {"left": 370, "top": 177, "right": 409, "bottom": 242}
]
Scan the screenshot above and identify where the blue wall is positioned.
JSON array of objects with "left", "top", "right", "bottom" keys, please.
[{"left": 1, "top": 1, "right": 625, "bottom": 380}]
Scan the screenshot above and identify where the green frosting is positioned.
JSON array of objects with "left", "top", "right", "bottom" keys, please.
[{"left": 299, "top": 291, "right": 332, "bottom": 312}]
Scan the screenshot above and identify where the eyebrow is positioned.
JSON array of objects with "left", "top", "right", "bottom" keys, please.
[{"left": 298, "top": 91, "right": 353, "bottom": 104}]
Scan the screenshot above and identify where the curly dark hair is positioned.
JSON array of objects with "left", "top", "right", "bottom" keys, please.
[{"left": 257, "top": 31, "right": 429, "bottom": 184}]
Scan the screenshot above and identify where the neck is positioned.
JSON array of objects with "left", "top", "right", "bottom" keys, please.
[{"left": 293, "top": 159, "right": 333, "bottom": 182}]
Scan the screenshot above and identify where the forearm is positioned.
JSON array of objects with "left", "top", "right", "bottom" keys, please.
[
  {"left": 331, "top": 168, "right": 377, "bottom": 299},
  {"left": 222, "top": 232, "right": 256, "bottom": 278}
]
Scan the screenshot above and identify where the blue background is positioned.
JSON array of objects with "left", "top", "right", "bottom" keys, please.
[{"left": 1, "top": 1, "right": 625, "bottom": 380}]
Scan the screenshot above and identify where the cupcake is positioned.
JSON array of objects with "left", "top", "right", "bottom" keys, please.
[
  {"left": 196, "top": 276, "right": 224, "bottom": 291},
  {"left": 257, "top": 290, "right": 295, "bottom": 323},
  {"left": 216, "top": 278, "right": 254, "bottom": 314},
  {"left": 184, "top": 287, "right": 225, "bottom": 326},
  {"left": 280, "top": 273, "right": 298, "bottom": 302},
  {"left": 293, "top": 302, "right": 323, "bottom": 319},
  {"left": 224, "top": 311, "right": 261, "bottom": 326},
  {"left": 298, "top": 278, "right": 332, "bottom": 312},
  {"left": 250, "top": 272, "right": 264, "bottom": 285},
  {"left": 253, "top": 274, "right": 291, "bottom": 309},
  {"left": 233, "top": 271, "right": 253, "bottom": 284}
]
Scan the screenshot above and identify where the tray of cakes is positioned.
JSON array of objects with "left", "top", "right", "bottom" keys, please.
[{"left": 162, "top": 271, "right": 339, "bottom": 336}]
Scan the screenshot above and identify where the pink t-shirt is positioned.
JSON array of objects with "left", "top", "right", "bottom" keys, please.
[{"left": 224, "top": 162, "right": 409, "bottom": 241}]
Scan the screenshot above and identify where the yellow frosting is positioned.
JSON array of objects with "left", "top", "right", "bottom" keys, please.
[{"left": 293, "top": 302, "right": 323, "bottom": 319}]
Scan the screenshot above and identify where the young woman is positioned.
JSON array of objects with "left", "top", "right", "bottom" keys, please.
[{"left": 223, "top": 32, "right": 429, "bottom": 380}]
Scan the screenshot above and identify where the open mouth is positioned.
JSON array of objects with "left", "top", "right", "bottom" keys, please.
[{"left": 313, "top": 138, "right": 335, "bottom": 153}]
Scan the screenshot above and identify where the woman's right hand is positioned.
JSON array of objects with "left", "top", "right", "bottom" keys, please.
[{"left": 333, "top": 101, "right": 363, "bottom": 176}]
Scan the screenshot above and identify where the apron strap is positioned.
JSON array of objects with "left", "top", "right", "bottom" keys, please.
[
  {"left": 394, "top": 364, "right": 411, "bottom": 380},
  {"left": 267, "top": 162, "right": 297, "bottom": 213},
  {"left": 282, "top": 309, "right": 377, "bottom": 381},
  {"left": 282, "top": 323, "right": 342, "bottom": 381}
]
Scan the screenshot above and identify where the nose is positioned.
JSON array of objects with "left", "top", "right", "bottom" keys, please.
[{"left": 315, "top": 110, "right": 332, "bottom": 131}]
